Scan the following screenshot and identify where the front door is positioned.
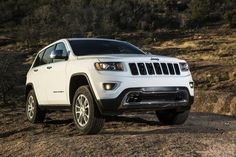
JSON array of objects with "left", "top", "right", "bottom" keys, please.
[{"left": 45, "top": 42, "right": 68, "bottom": 105}]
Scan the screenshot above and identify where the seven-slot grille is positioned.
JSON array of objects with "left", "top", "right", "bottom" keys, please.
[{"left": 129, "top": 62, "right": 181, "bottom": 75}]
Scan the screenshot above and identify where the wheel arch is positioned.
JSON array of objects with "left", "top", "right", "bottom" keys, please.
[
  {"left": 25, "top": 83, "right": 34, "bottom": 100},
  {"left": 69, "top": 73, "right": 102, "bottom": 113}
]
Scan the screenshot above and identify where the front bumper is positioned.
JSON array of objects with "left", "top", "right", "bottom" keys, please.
[
  {"left": 89, "top": 71, "right": 194, "bottom": 100},
  {"left": 96, "top": 87, "right": 194, "bottom": 115}
]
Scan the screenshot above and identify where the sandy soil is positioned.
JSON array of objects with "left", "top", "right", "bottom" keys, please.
[
  {"left": 0, "top": 106, "right": 235, "bottom": 157},
  {"left": 0, "top": 27, "right": 236, "bottom": 156}
]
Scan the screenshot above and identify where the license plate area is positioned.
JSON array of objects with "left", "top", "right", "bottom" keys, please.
[{"left": 123, "top": 90, "right": 189, "bottom": 106}]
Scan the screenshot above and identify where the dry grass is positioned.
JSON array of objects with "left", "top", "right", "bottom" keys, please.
[
  {"left": 0, "top": 27, "right": 236, "bottom": 156},
  {"left": 1, "top": 27, "right": 236, "bottom": 115},
  {"left": 120, "top": 27, "right": 236, "bottom": 115}
]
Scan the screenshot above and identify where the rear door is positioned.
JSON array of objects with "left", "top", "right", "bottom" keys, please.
[{"left": 30, "top": 50, "right": 48, "bottom": 104}]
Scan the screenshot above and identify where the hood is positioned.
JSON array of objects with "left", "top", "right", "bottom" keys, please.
[{"left": 77, "top": 54, "right": 183, "bottom": 63}]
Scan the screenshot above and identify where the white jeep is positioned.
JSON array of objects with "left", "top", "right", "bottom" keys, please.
[{"left": 26, "top": 38, "right": 194, "bottom": 134}]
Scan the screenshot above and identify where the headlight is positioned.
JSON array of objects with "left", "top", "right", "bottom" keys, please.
[
  {"left": 95, "top": 62, "right": 124, "bottom": 71},
  {"left": 179, "top": 62, "right": 189, "bottom": 71}
]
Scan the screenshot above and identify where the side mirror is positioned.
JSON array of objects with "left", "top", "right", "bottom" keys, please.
[{"left": 50, "top": 50, "right": 68, "bottom": 59}]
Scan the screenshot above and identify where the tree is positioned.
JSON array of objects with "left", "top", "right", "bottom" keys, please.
[{"left": 0, "top": 54, "right": 15, "bottom": 104}]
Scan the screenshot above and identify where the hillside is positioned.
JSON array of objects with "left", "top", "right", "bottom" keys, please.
[
  {"left": 1, "top": 26, "right": 235, "bottom": 115},
  {"left": 0, "top": 0, "right": 236, "bottom": 156}
]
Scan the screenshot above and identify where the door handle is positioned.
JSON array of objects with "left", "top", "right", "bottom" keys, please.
[
  {"left": 47, "top": 66, "right": 52, "bottom": 69},
  {"left": 33, "top": 69, "right": 38, "bottom": 72}
]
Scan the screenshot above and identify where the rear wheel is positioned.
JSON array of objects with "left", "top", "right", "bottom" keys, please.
[
  {"left": 72, "top": 86, "right": 105, "bottom": 135},
  {"left": 156, "top": 109, "right": 189, "bottom": 125},
  {"left": 26, "top": 90, "right": 46, "bottom": 123}
]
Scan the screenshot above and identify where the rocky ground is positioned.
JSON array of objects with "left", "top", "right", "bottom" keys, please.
[
  {"left": 0, "top": 27, "right": 236, "bottom": 156},
  {"left": 0, "top": 106, "right": 235, "bottom": 157}
]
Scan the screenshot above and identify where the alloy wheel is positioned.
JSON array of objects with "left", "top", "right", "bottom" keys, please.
[
  {"left": 75, "top": 94, "right": 90, "bottom": 127},
  {"left": 27, "top": 95, "right": 35, "bottom": 119}
]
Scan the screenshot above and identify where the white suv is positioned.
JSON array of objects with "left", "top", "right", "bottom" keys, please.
[{"left": 26, "top": 38, "right": 194, "bottom": 134}]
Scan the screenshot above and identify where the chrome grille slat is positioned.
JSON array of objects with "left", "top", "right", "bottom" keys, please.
[
  {"left": 129, "top": 62, "right": 181, "bottom": 76},
  {"left": 145, "top": 63, "right": 155, "bottom": 75},
  {"left": 167, "top": 63, "right": 175, "bottom": 75},
  {"left": 137, "top": 63, "right": 147, "bottom": 75},
  {"left": 174, "top": 63, "right": 180, "bottom": 75},
  {"left": 161, "top": 63, "right": 169, "bottom": 75},
  {"left": 153, "top": 63, "right": 162, "bottom": 74},
  {"left": 129, "top": 63, "right": 139, "bottom": 75}
]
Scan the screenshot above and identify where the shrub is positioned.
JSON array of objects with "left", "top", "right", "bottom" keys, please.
[
  {"left": 0, "top": 54, "right": 15, "bottom": 104},
  {"left": 224, "top": 10, "right": 236, "bottom": 27}
]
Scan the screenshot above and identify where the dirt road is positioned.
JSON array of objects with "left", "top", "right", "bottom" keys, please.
[{"left": 0, "top": 106, "right": 235, "bottom": 157}]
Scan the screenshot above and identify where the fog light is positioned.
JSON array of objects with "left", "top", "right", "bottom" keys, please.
[
  {"left": 189, "top": 82, "right": 194, "bottom": 88},
  {"left": 103, "top": 83, "right": 116, "bottom": 90}
]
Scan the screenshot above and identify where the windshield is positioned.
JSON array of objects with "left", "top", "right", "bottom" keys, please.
[{"left": 69, "top": 39, "right": 145, "bottom": 56}]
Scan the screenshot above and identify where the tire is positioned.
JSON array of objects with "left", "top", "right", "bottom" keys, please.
[
  {"left": 26, "top": 89, "right": 46, "bottom": 123},
  {"left": 72, "top": 85, "right": 105, "bottom": 135},
  {"left": 156, "top": 109, "right": 190, "bottom": 125}
]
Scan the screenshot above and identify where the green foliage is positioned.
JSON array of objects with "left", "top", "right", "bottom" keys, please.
[
  {"left": 0, "top": 0, "right": 236, "bottom": 42},
  {"left": 222, "top": 0, "right": 236, "bottom": 27},
  {"left": 186, "top": 0, "right": 236, "bottom": 27},
  {"left": 224, "top": 10, "right": 236, "bottom": 27}
]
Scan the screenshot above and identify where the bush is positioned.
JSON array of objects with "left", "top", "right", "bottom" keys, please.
[
  {"left": 1, "top": 0, "right": 236, "bottom": 42},
  {"left": 0, "top": 54, "right": 15, "bottom": 104},
  {"left": 224, "top": 10, "right": 236, "bottom": 27}
]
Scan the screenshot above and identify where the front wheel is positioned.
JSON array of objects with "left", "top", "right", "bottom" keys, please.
[
  {"left": 156, "top": 109, "right": 190, "bottom": 125},
  {"left": 72, "top": 86, "right": 105, "bottom": 135}
]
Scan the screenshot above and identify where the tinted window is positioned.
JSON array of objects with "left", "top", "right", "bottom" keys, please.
[
  {"left": 42, "top": 45, "right": 55, "bottom": 64},
  {"left": 69, "top": 40, "right": 144, "bottom": 56},
  {"left": 33, "top": 51, "right": 44, "bottom": 67}
]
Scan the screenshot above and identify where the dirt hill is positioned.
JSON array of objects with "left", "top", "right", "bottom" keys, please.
[
  {"left": 1, "top": 27, "right": 235, "bottom": 115},
  {"left": 0, "top": 27, "right": 235, "bottom": 156}
]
